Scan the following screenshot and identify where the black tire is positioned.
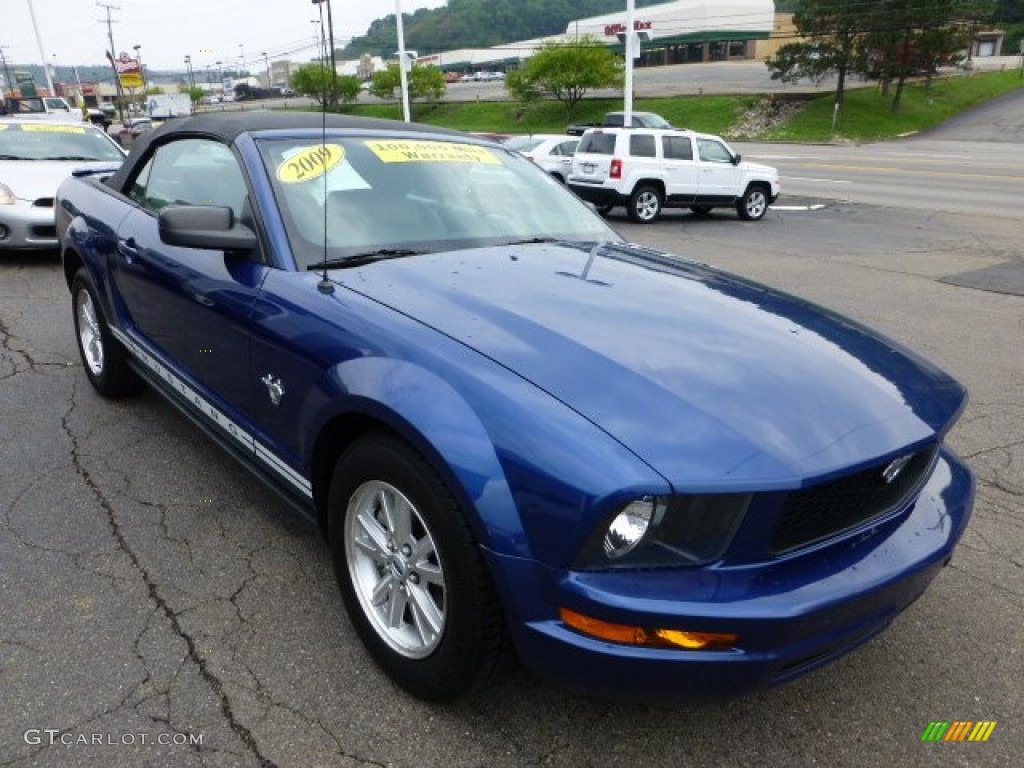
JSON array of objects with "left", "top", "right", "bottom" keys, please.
[
  {"left": 71, "top": 269, "right": 143, "bottom": 398},
  {"left": 689, "top": 205, "right": 712, "bottom": 216},
  {"left": 549, "top": 172, "right": 565, "bottom": 184},
  {"left": 736, "top": 185, "right": 769, "bottom": 221},
  {"left": 627, "top": 185, "right": 662, "bottom": 223},
  {"left": 328, "top": 433, "right": 505, "bottom": 702},
  {"left": 595, "top": 204, "right": 614, "bottom": 216}
]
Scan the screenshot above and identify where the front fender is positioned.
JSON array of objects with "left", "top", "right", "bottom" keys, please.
[
  {"left": 310, "top": 355, "right": 525, "bottom": 558},
  {"left": 307, "top": 347, "right": 669, "bottom": 570}
]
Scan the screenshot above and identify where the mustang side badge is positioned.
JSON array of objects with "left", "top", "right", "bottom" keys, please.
[{"left": 261, "top": 374, "right": 285, "bottom": 406}]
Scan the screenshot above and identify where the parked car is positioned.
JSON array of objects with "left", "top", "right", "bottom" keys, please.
[
  {"left": 118, "top": 117, "right": 155, "bottom": 147},
  {"left": 566, "top": 110, "right": 673, "bottom": 136},
  {"left": 56, "top": 112, "right": 972, "bottom": 702},
  {"left": 0, "top": 119, "right": 124, "bottom": 251},
  {"left": 506, "top": 134, "right": 580, "bottom": 183},
  {"left": 569, "top": 126, "right": 780, "bottom": 222}
]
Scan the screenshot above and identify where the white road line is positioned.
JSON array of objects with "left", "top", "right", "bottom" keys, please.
[{"left": 785, "top": 176, "right": 853, "bottom": 184}]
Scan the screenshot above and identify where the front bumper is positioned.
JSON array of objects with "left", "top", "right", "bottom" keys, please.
[
  {"left": 489, "top": 449, "right": 973, "bottom": 697},
  {"left": 0, "top": 200, "right": 58, "bottom": 249}
]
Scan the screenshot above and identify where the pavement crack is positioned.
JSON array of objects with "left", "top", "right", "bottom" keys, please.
[{"left": 60, "top": 380, "right": 280, "bottom": 768}]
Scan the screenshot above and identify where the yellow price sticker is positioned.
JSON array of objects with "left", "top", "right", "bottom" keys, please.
[
  {"left": 365, "top": 140, "right": 499, "bottom": 165},
  {"left": 276, "top": 143, "right": 345, "bottom": 183},
  {"left": 20, "top": 123, "right": 87, "bottom": 134}
]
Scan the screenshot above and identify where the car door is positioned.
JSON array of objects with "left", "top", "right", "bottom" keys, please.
[
  {"left": 110, "top": 137, "right": 266, "bottom": 419},
  {"left": 695, "top": 137, "right": 744, "bottom": 203},
  {"left": 661, "top": 134, "right": 698, "bottom": 204}
]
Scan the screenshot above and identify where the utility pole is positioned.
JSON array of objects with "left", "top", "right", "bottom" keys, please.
[
  {"left": 312, "top": 1, "right": 338, "bottom": 107},
  {"left": 96, "top": 1, "right": 126, "bottom": 124},
  {"left": 0, "top": 47, "right": 15, "bottom": 99}
]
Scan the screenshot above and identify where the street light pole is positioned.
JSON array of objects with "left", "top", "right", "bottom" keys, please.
[
  {"left": 26, "top": 0, "right": 56, "bottom": 96},
  {"left": 624, "top": 0, "right": 635, "bottom": 126},
  {"left": 395, "top": 0, "right": 411, "bottom": 122},
  {"left": 262, "top": 52, "right": 270, "bottom": 88}
]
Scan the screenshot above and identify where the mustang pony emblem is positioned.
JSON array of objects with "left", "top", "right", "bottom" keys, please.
[{"left": 261, "top": 373, "right": 285, "bottom": 406}]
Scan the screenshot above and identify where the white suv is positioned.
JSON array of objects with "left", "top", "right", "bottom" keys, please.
[{"left": 568, "top": 127, "right": 780, "bottom": 223}]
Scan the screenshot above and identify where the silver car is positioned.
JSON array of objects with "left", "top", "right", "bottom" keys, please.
[{"left": 0, "top": 119, "right": 125, "bottom": 251}]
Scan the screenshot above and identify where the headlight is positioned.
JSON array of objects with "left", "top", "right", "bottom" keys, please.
[
  {"left": 574, "top": 494, "right": 751, "bottom": 570},
  {"left": 0, "top": 184, "right": 16, "bottom": 205}
]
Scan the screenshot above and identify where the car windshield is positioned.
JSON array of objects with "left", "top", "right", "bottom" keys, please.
[
  {"left": 0, "top": 123, "right": 123, "bottom": 161},
  {"left": 257, "top": 135, "right": 619, "bottom": 269}
]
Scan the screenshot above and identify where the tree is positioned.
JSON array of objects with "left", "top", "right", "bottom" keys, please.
[
  {"left": 291, "top": 63, "right": 334, "bottom": 106},
  {"left": 335, "top": 75, "right": 363, "bottom": 105},
  {"left": 766, "top": 0, "right": 873, "bottom": 120},
  {"left": 186, "top": 86, "right": 205, "bottom": 105},
  {"left": 369, "top": 64, "right": 445, "bottom": 102},
  {"left": 861, "top": 0, "right": 994, "bottom": 112},
  {"left": 506, "top": 37, "right": 623, "bottom": 118}
]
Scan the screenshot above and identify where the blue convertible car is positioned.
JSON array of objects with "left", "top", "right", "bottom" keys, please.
[{"left": 56, "top": 113, "right": 973, "bottom": 701}]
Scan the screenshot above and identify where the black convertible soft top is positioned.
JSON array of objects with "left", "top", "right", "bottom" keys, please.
[{"left": 108, "top": 110, "right": 469, "bottom": 191}]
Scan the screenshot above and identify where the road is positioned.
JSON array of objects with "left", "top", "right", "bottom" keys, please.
[{"left": 1, "top": 114, "right": 1022, "bottom": 766}]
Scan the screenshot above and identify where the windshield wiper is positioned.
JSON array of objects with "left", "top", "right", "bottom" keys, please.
[
  {"left": 0, "top": 154, "right": 32, "bottom": 160},
  {"left": 503, "top": 237, "right": 564, "bottom": 246},
  {"left": 43, "top": 155, "right": 103, "bottom": 161},
  {"left": 306, "top": 248, "right": 423, "bottom": 270}
]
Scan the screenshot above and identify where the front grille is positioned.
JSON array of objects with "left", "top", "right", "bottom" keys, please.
[
  {"left": 771, "top": 447, "right": 938, "bottom": 555},
  {"left": 32, "top": 197, "right": 55, "bottom": 208}
]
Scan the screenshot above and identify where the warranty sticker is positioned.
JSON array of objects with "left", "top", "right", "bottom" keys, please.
[
  {"left": 276, "top": 143, "right": 346, "bottom": 183},
  {"left": 20, "top": 123, "right": 87, "bottom": 134},
  {"left": 365, "top": 140, "right": 498, "bottom": 165}
]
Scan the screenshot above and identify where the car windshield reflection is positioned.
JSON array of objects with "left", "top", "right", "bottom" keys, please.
[{"left": 257, "top": 136, "right": 617, "bottom": 269}]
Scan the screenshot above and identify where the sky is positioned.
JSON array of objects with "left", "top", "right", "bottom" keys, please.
[{"left": 2, "top": 0, "right": 447, "bottom": 72}]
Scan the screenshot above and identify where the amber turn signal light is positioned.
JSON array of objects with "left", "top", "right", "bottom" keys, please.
[{"left": 559, "top": 607, "right": 737, "bottom": 650}]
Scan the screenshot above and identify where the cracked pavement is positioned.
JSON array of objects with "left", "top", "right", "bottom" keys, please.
[{"left": 2, "top": 196, "right": 1021, "bottom": 767}]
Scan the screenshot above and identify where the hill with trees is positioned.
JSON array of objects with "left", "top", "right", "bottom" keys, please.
[{"left": 340, "top": 0, "right": 664, "bottom": 58}]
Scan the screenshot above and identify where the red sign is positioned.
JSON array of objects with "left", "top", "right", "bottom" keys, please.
[{"left": 605, "top": 20, "right": 652, "bottom": 36}]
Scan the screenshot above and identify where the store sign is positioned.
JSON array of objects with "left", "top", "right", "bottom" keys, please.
[
  {"left": 114, "top": 54, "right": 143, "bottom": 90},
  {"left": 605, "top": 20, "right": 652, "bottom": 36}
]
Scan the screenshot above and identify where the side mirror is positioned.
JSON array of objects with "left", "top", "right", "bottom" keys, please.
[
  {"left": 731, "top": 154, "right": 742, "bottom": 166},
  {"left": 158, "top": 205, "right": 257, "bottom": 252}
]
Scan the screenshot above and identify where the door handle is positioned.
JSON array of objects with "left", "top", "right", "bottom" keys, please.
[{"left": 117, "top": 237, "right": 139, "bottom": 263}]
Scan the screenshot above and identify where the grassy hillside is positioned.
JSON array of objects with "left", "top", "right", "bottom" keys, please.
[{"left": 296, "top": 70, "right": 1021, "bottom": 142}]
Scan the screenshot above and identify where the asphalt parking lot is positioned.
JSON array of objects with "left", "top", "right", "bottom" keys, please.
[{"left": 2, "top": 199, "right": 1022, "bottom": 764}]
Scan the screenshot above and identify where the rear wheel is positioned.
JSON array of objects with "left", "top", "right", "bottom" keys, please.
[
  {"left": 71, "top": 269, "right": 142, "bottom": 398},
  {"left": 737, "top": 186, "right": 769, "bottom": 221},
  {"left": 595, "top": 204, "right": 614, "bottom": 216},
  {"left": 627, "top": 185, "right": 663, "bottom": 223},
  {"left": 328, "top": 433, "right": 505, "bottom": 701}
]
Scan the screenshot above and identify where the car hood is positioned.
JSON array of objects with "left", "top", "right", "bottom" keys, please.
[
  {"left": 337, "top": 242, "right": 965, "bottom": 489},
  {"left": 741, "top": 160, "right": 777, "bottom": 178},
  {"left": 2, "top": 160, "right": 121, "bottom": 201}
]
